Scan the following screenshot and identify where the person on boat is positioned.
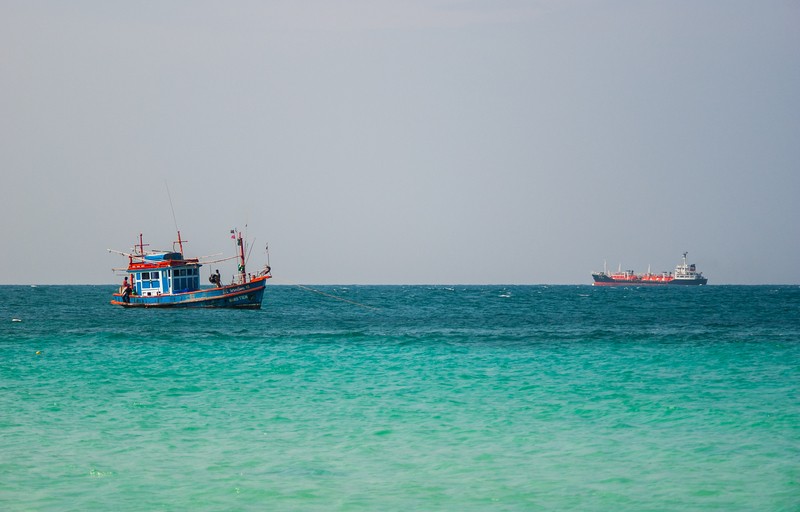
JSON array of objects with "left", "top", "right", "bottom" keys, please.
[
  {"left": 121, "top": 277, "right": 132, "bottom": 303},
  {"left": 208, "top": 269, "right": 222, "bottom": 288},
  {"left": 209, "top": 269, "right": 222, "bottom": 287}
]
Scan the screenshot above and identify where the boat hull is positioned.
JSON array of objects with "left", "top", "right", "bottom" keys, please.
[
  {"left": 111, "top": 276, "right": 268, "bottom": 308},
  {"left": 668, "top": 278, "right": 708, "bottom": 286}
]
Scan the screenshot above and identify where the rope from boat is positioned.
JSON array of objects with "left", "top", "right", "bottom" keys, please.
[{"left": 291, "top": 284, "right": 380, "bottom": 311}]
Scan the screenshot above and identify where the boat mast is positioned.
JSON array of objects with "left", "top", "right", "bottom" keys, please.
[
  {"left": 175, "top": 230, "right": 185, "bottom": 255},
  {"left": 135, "top": 233, "right": 149, "bottom": 258},
  {"left": 236, "top": 230, "right": 246, "bottom": 283}
]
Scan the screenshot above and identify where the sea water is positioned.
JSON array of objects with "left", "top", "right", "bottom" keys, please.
[{"left": 1, "top": 285, "right": 798, "bottom": 511}]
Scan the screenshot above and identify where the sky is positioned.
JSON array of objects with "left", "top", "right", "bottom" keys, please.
[{"left": 1, "top": 0, "right": 798, "bottom": 285}]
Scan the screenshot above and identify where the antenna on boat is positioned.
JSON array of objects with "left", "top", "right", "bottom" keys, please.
[{"left": 165, "top": 181, "right": 185, "bottom": 254}]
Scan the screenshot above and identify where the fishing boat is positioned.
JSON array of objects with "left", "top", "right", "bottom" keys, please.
[
  {"left": 592, "top": 252, "right": 708, "bottom": 286},
  {"left": 109, "top": 228, "right": 271, "bottom": 308}
]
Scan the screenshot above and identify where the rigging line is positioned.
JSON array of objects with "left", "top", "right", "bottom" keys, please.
[
  {"left": 245, "top": 238, "right": 256, "bottom": 266},
  {"left": 165, "top": 180, "right": 179, "bottom": 234},
  {"left": 291, "top": 283, "right": 381, "bottom": 311},
  {"left": 200, "top": 255, "right": 239, "bottom": 265}
]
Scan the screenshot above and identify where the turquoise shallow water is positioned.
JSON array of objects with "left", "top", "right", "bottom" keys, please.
[{"left": 1, "top": 285, "right": 798, "bottom": 510}]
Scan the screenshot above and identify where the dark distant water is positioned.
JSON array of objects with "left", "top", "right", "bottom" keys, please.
[{"left": 1, "top": 285, "right": 798, "bottom": 511}]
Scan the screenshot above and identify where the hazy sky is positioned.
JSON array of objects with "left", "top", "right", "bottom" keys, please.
[{"left": 2, "top": 1, "right": 798, "bottom": 285}]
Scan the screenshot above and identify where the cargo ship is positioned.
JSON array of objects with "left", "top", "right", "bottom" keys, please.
[{"left": 592, "top": 252, "right": 708, "bottom": 286}]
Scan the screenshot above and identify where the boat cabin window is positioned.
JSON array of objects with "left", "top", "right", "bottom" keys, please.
[
  {"left": 139, "top": 271, "right": 161, "bottom": 289},
  {"left": 170, "top": 266, "right": 200, "bottom": 293}
]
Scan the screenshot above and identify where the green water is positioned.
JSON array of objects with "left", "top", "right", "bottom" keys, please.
[{"left": 1, "top": 285, "right": 798, "bottom": 510}]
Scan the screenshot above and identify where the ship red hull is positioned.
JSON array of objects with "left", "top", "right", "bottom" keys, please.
[{"left": 592, "top": 281, "right": 672, "bottom": 287}]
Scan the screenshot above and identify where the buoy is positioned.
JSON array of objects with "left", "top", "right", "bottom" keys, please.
[{"left": 36, "top": 351, "right": 41, "bottom": 355}]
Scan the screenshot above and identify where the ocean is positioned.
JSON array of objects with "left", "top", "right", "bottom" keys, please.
[{"left": 1, "top": 285, "right": 798, "bottom": 511}]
